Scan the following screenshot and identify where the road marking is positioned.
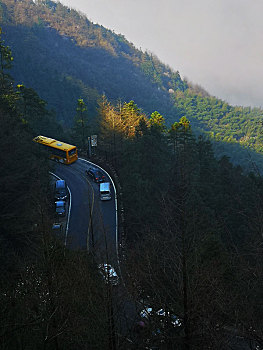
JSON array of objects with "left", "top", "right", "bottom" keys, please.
[
  {"left": 79, "top": 158, "right": 120, "bottom": 276},
  {"left": 83, "top": 174, "right": 95, "bottom": 251},
  {"left": 65, "top": 186, "right": 72, "bottom": 246},
  {"left": 49, "top": 171, "right": 71, "bottom": 247}
]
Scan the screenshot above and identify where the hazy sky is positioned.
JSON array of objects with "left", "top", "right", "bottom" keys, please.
[{"left": 60, "top": 0, "right": 263, "bottom": 108}]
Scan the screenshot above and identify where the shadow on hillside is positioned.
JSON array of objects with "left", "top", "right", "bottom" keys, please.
[
  {"left": 4, "top": 24, "right": 175, "bottom": 126},
  {"left": 211, "top": 138, "right": 263, "bottom": 175}
]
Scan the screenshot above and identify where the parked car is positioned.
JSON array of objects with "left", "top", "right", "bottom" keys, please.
[
  {"left": 54, "top": 180, "right": 67, "bottom": 201},
  {"left": 85, "top": 167, "right": 105, "bottom": 183},
  {"left": 140, "top": 306, "right": 181, "bottom": 327},
  {"left": 98, "top": 263, "right": 119, "bottom": 286},
  {"left": 52, "top": 223, "right": 63, "bottom": 233},
  {"left": 55, "top": 200, "right": 66, "bottom": 217}
]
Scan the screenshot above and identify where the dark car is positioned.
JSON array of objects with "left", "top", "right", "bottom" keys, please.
[
  {"left": 52, "top": 223, "right": 63, "bottom": 233},
  {"left": 54, "top": 180, "right": 67, "bottom": 201},
  {"left": 55, "top": 201, "right": 66, "bottom": 217},
  {"left": 85, "top": 167, "right": 105, "bottom": 183}
]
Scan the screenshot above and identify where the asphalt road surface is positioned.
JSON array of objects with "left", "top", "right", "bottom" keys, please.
[{"left": 54, "top": 158, "right": 117, "bottom": 264}]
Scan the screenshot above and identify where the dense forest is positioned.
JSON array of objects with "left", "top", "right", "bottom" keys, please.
[
  {"left": 173, "top": 89, "right": 263, "bottom": 170},
  {"left": 98, "top": 98, "right": 263, "bottom": 349},
  {"left": 0, "top": 30, "right": 111, "bottom": 350},
  {"left": 0, "top": 1, "right": 263, "bottom": 349}
]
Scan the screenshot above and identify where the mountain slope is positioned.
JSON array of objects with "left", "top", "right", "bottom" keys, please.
[
  {"left": 0, "top": 0, "right": 187, "bottom": 125},
  {"left": 1, "top": 0, "right": 263, "bottom": 171}
]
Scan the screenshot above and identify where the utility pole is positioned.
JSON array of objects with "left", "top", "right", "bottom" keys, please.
[{"left": 87, "top": 137, "right": 92, "bottom": 158}]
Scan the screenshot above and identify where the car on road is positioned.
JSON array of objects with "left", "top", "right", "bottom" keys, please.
[
  {"left": 140, "top": 306, "right": 181, "bottom": 327},
  {"left": 98, "top": 263, "right": 119, "bottom": 286},
  {"left": 52, "top": 223, "right": 63, "bottom": 233},
  {"left": 55, "top": 200, "right": 66, "bottom": 217},
  {"left": 85, "top": 167, "right": 105, "bottom": 183},
  {"left": 54, "top": 180, "right": 68, "bottom": 201},
  {"left": 99, "top": 182, "right": 112, "bottom": 201}
]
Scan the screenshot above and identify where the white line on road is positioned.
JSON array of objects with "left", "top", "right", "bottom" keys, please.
[
  {"left": 79, "top": 158, "right": 120, "bottom": 267},
  {"left": 49, "top": 171, "right": 72, "bottom": 246}
]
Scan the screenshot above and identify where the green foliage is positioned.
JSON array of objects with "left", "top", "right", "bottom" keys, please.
[
  {"left": 173, "top": 89, "right": 263, "bottom": 168},
  {"left": 16, "top": 84, "right": 63, "bottom": 138},
  {"left": 2, "top": 0, "right": 263, "bottom": 175},
  {"left": 0, "top": 27, "right": 13, "bottom": 97},
  {"left": 72, "top": 97, "right": 90, "bottom": 148},
  {"left": 1, "top": 19, "right": 263, "bottom": 345},
  {"left": 97, "top": 96, "right": 263, "bottom": 347},
  {"left": 120, "top": 110, "right": 263, "bottom": 348},
  {"left": 0, "top": 0, "right": 186, "bottom": 126},
  {"left": 149, "top": 111, "right": 166, "bottom": 132},
  {"left": 0, "top": 27, "right": 13, "bottom": 70},
  {"left": 122, "top": 100, "right": 141, "bottom": 116}
]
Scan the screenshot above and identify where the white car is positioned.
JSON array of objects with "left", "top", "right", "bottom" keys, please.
[
  {"left": 98, "top": 264, "right": 119, "bottom": 286},
  {"left": 140, "top": 306, "right": 181, "bottom": 327}
]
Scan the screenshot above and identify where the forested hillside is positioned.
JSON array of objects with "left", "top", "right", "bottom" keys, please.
[
  {"left": 0, "top": 0, "right": 263, "bottom": 170},
  {"left": 98, "top": 100, "right": 263, "bottom": 349},
  {"left": 0, "top": 0, "right": 187, "bottom": 126},
  {"left": 0, "top": 11, "right": 263, "bottom": 348},
  {"left": 0, "top": 31, "right": 109, "bottom": 349},
  {"left": 173, "top": 88, "right": 263, "bottom": 169}
]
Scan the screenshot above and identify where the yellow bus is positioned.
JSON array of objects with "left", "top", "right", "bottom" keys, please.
[{"left": 33, "top": 135, "right": 78, "bottom": 164}]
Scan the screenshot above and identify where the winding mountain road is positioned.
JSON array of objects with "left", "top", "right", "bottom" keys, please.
[{"left": 54, "top": 158, "right": 118, "bottom": 264}]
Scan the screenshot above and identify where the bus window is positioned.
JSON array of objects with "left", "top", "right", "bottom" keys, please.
[{"left": 68, "top": 148, "right": 77, "bottom": 157}]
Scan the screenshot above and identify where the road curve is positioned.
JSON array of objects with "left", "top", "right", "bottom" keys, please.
[{"left": 53, "top": 158, "right": 118, "bottom": 264}]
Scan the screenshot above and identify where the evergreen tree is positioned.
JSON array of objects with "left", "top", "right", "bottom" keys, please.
[
  {"left": 73, "top": 98, "right": 89, "bottom": 149},
  {"left": 0, "top": 27, "right": 13, "bottom": 93},
  {"left": 149, "top": 111, "right": 166, "bottom": 132},
  {"left": 98, "top": 95, "right": 124, "bottom": 166},
  {"left": 16, "top": 84, "right": 63, "bottom": 137}
]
